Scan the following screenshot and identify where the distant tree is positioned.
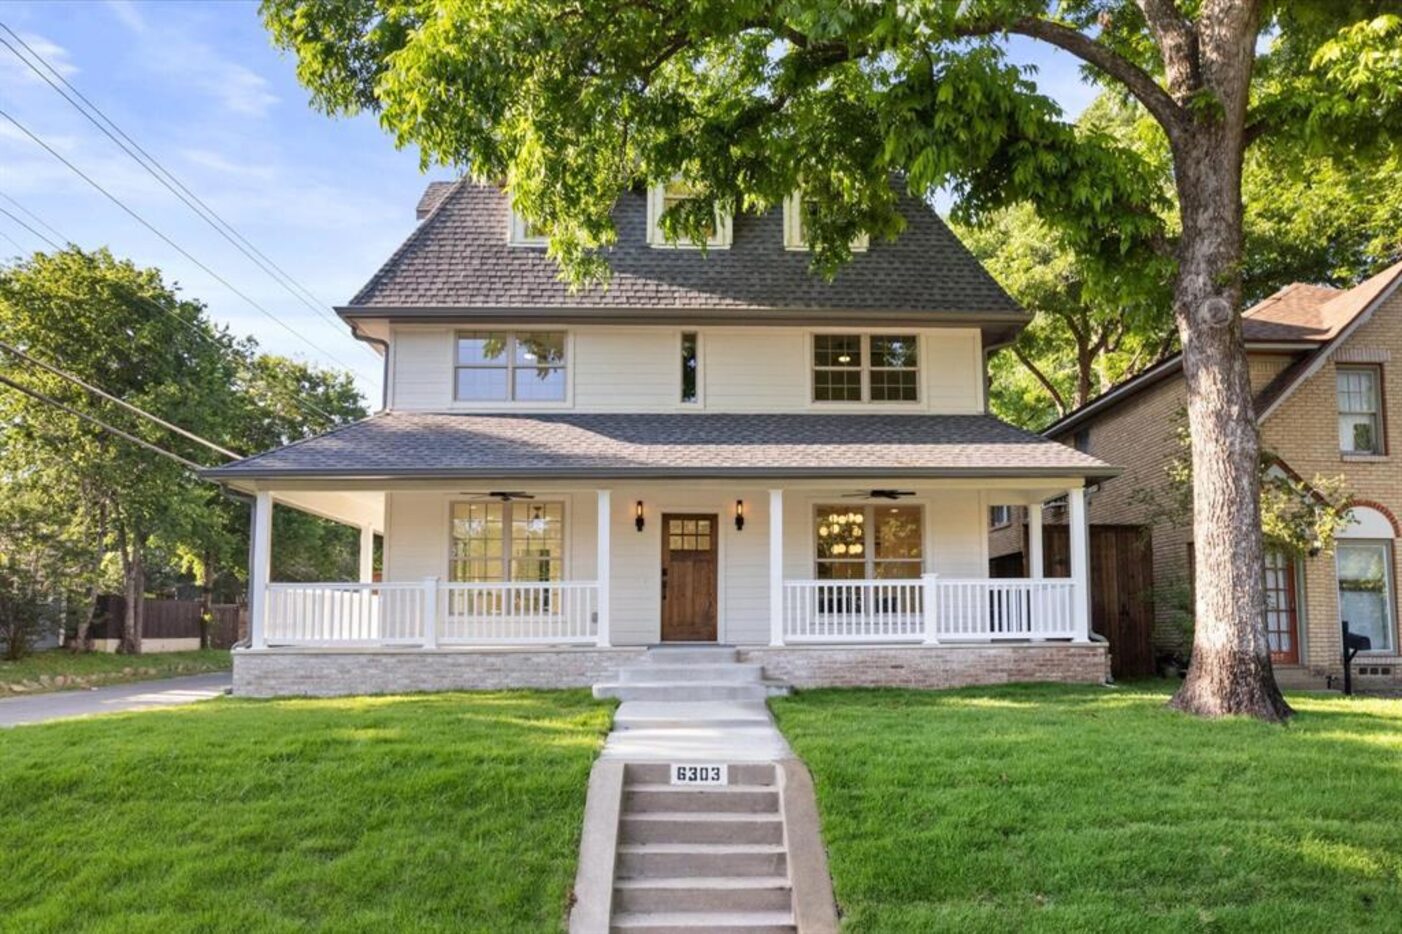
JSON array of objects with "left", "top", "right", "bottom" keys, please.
[{"left": 0, "top": 248, "right": 240, "bottom": 653}]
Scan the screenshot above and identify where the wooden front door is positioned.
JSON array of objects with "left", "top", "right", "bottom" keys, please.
[
  {"left": 661, "top": 514, "right": 719, "bottom": 642},
  {"left": 1264, "top": 549, "right": 1301, "bottom": 665}
]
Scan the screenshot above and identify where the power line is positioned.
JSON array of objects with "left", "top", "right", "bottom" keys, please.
[
  {"left": 0, "top": 339, "right": 241, "bottom": 460},
  {"left": 0, "top": 24, "right": 368, "bottom": 350},
  {"left": 0, "top": 106, "right": 380, "bottom": 383},
  {"left": 0, "top": 372, "right": 209, "bottom": 473},
  {"left": 0, "top": 189, "right": 350, "bottom": 427},
  {"left": 0, "top": 202, "right": 62, "bottom": 250},
  {"left": 0, "top": 190, "right": 66, "bottom": 243}
]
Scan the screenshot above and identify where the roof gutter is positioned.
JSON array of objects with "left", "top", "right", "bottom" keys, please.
[{"left": 200, "top": 464, "right": 1121, "bottom": 483}]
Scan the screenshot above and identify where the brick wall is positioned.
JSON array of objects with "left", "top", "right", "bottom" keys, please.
[
  {"left": 233, "top": 647, "right": 646, "bottom": 698},
  {"left": 743, "top": 643, "right": 1108, "bottom": 689}
]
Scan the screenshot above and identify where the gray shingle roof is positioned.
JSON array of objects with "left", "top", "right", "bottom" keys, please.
[
  {"left": 345, "top": 182, "right": 1025, "bottom": 323},
  {"left": 204, "top": 413, "right": 1115, "bottom": 480}
]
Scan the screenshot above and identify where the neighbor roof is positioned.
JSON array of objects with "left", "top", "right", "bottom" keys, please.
[
  {"left": 1044, "top": 260, "right": 1402, "bottom": 436},
  {"left": 203, "top": 412, "right": 1116, "bottom": 482},
  {"left": 341, "top": 181, "right": 1026, "bottom": 338}
]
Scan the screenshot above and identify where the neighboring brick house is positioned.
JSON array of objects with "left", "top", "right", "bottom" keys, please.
[{"left": 992, "top": 261, "right": 1402, "bottom": 688}]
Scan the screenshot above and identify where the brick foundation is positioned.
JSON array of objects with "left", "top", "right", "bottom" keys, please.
[
  {"left": 742, "top": 643, "right": 1109, "bottom": 689},
  {"left": 232, "top": 647, "right": 646, "bottom": 698},
  {"left": 234, "top": 642, "right": 1110, "bottom": 698}
]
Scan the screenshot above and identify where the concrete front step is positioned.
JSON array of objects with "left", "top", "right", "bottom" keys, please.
[
  {"left": 594, "top": 682, "right": 789, "bottom": 702},
  {"left": 616, "top": 844, "right": 788, "bottom": 879},
  {"left": 621, "top": 812, "right": 784, "bottom": 845},
  {"left": 613, "top": 876, "right": 793, "bottom": 913},
  {"left": 640, "top": 646, "right": 740, "bottom": 664},
  {"left": 619, "top": 663, "right": 766, "bottom": 684},
  {"left": 612, "top": 701, "right": 774, "bottom": 731},
  {"left": 624, "top": 784, "right": 780, "bottom": 814},
  {"left": 610, "top": 909, "right": 795, "bottom": 933}
]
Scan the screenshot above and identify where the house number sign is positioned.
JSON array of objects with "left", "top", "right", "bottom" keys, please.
[{"left": 670, "top": 763, "right": 726, "bottom": 785}]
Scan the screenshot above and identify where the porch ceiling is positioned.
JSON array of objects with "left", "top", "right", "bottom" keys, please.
[{"left": 202, "top": 412, "right": 1118, "bottom": 484}]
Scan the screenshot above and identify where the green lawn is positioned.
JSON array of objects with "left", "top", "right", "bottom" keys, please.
[
  {"left": 772, "top": 682, "right": 1402, "bottom": 933},
  {"left": 0, "top": 691, "right": 613, "bottom": 933},
  {"left": 0, "top": 649, "right": 232, "bottom": 695}
]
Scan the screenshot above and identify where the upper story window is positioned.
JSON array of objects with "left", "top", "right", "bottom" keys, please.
[
  {"left": 812, "top": 334, "right": 919, "bottom": 403},
  {"left": 783, "top": 192, "right": 869, "bottom": 252},
  {"left": 455, "top": 331, "right": 567, "bottom": 403},
  {"left": 508, "top": 208, "right": 548, "bottom": 247},
  {"left": 1073, "top": 428, "right": 1091, "bottom": 454},
  {"left": 1338, "top": 365, "right": 1384, "bottom": 454},
  {"left": 647, "top": 179, "right": 732, "bottom": 249},
  {"left": 680, "top": 332, "right": 700, "bottom": 405},
  {"left": 989, "top": 506, "right": 1012, "bottom": 529}
]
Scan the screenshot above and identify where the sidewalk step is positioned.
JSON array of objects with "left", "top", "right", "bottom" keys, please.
[
  {"left": 611, "top": 701, "right": 773, "bottom": 731},
  {"left": 624, "top": 762, "right": 776, "bottom": 785},
  {"left": 621, "top": 812, "right": 784, "bottom": 845},
  {"left": 616, "top": 844, "right": 787, "bottom": 879},
  {"left": 624, "top": 785, "right": 779, "bottom": 814},
  {"left": 611, "top": 909, "right": 795, "bottom": 933},
  {"left": 594, "top": 682, "right": 788, "bottom": 703},
  {"left": 613, "top": 876, "right": 793, "bottom": 914},
  {"left": 641, "top": 646, "right": 740, "bottom": 664}
]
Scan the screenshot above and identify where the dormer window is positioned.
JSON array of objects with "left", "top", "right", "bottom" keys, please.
[
  {"left": 508, "top": 208, "right": 548, "bottom": 247},
  {"left": 647, "top": 179, "right": 732, "bottom": 249},
  {"left": 783, "top": 191, "right": 869, "bottom": 252}
]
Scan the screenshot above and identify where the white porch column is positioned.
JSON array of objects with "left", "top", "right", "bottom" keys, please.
[
  {"left": 1068, "top": 487, "right": 1091, "bottom": 642},
  {"left": 249, "top": 491, "right": 272, "bottom": 649},
  {"left": 769, "top": 488, "right": 784, "bottom": 647},
  {"left": 1028, "top": 502, "right": 1044, "bottom": 579},
  {"left": 596, "top": 489, "right": 612, "bottom": 647},
  {"left": 358, "top": 525, "right": 375, "bottom": 583}
]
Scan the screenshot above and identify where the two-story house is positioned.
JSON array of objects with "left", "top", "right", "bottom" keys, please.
[
  {"left": 207, "top": 180, "right": 1116, "bottom": 697},
  {"left": 991, "top": 260, "right": 1402, "bottom": 689}
]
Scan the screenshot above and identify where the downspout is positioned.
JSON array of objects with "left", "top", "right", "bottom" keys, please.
[{"left": 349, "top": 324, "right": 391, "bottom": 413}]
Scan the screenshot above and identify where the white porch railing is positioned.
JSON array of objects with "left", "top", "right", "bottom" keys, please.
[
  {"left": 263, "top": 580, "right": 598, "bottom": 647},
  {"left": 782, "top": 576, "right": 1080, "bottom": 643}
]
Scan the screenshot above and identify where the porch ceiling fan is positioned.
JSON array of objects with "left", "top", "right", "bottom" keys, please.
[
  {"left": 841, "top": 489, "right": 916, "bottom": 500},
  {"left": 458, "top": 491, "right": 536, "bottom": 501}
]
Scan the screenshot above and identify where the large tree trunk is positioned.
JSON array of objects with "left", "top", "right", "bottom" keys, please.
[
  {"left": 1164, "top": 7, "right": 1290, "bottom": 721},
  {"left": 118, "top": 529, "right": 144, "bottom": 656}
]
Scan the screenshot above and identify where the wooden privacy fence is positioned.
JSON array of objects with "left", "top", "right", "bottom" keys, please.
[{"left": 90, "top": 596, "right": 245, "bottom": 649}]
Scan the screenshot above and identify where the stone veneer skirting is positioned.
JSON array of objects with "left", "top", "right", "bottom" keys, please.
[
  {"left": 741, "top": 643, "right": 1109, "bottom": 689},
  {"left": 233, "top": 642, "right": 1109, "bottom": 698}
]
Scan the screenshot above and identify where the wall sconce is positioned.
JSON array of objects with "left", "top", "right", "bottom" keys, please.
[
  {"left": 635, "top": 500, "right": 645, "bottom": 532},
  {"left": 735, "top": 499, "right": 746, "bottom": 531}
]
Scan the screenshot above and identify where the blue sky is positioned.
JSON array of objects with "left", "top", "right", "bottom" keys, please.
[{"left": 0, "top": 1, "right": 1099, "bottom": 404}]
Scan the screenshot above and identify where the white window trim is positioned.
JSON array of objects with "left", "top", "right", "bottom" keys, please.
[
  {"left": 782, "top": 191, "right": 869, "bottom": 252},
  {"left": 1335, "top": 538, "right": 1397, "bottom": 655},
  {"left": 646, "top": 182, "right": 732, "bottom": 249},
  {"left": 507, "top": 207, "right": 549, "bottom": 247},
  {"left": 447, "top": 498, "right": 570, "bottom": 583},
  {"left": 1337, "top": 364, "right": 1385, "bottom": 456},
  {"left": 809, "top": 332, "right": 923, "bottom": 406},
  {"left": 812, "top": 502, "right": 926, "bottom": 579},
  {"left": 451, "top": 329, "right": 574, "bottom": 409},
  {"left": 678, "top": 330, "right": 703, "bottom": 407}
]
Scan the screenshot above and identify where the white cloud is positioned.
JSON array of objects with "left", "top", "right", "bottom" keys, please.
[
  {"left": 179, "top": 147, "right": 278, "bottom": 181},
  {"left": 0, "top": 31, "right": 79, "bottom": 85},
  {"left": 104, "top": 0, "right": 147, "bottom": 34},
  {"left": 206, "top": 60, "right": 280, "bottom": 117}
]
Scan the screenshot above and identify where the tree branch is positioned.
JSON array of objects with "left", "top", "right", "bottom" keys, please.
[
  {"left": 959, "top": 16, "right": 1187, "bottom": 139},
  {"left": 1011, "top": 344, "right": 1068, "bottom": 415},
  {"left": 1134, "top": 0, "right": 1201, "bottom": 97}
]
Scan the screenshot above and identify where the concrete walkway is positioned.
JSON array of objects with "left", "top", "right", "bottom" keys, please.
[
  {"left": 601, "top": 699, "right": 793, "bottom": 761},
  {"left": 0, "top": 672, "right": 231, "bottom": 727}
]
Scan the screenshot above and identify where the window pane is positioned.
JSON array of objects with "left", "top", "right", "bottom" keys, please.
[
  {"left": 816, "top": 507, "right": 866, "bottom": 561},
  {"left": 816, "top": 561, "right": 867, "bottom": 580},
  {"left": 681, "top": 332, "right": 699, "bottom": 403},
  {"left": 1338, "top": 542, "right": 1394, "bottom": 652},
  {"left": 814, "top": 368, "right": 863, "bottom": 402},
  {"left": 457, "top": 332, "right": 510, "bottom": 366},
  {"left": 870, "top": 369, "right": 918, "bottom": 402},
  {"left": 513, "top": 367, "right": 566, "bottom": 401},
  {"left": 456, "top": 367, "right": 509, "bottom": 401},
  {"left": 1340, "top": 414, "right": 1379, "bottom": 453},
  {"left": 874, "top": 507, "right": 922, "bottom": 561},
  {"left": 871, "top": 336, "right": 918, "bottom": 368},
  {"left": 814, "top": 335, "right": 862, "bottom": 368},
  {"left": 515, "top": 333, "right": 566, "bottom": 367},
  {"left": 873, "top": 561, "right": 922, "bottom": 580},
  {"left": 451, "top": 502, "right": 505, "bottom": 582}
]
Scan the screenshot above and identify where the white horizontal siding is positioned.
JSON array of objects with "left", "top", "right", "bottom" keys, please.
[{"left": 387, "top": 324, "right": 984, "bottom": 414}]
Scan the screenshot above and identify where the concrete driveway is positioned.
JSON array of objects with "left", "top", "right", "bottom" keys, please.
[{"left": 0, "top": 672, "right": 231, "bottom": 727}]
